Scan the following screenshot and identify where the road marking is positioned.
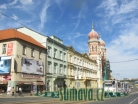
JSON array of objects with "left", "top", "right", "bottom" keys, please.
[{"left": 129, "top": 96, "right": 138, "bottom": 104}]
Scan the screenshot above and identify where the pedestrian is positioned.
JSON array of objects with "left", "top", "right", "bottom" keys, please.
[
  {"left": 11, "top": 87, "right": 15, "bottom": 97},
  {"left": 7, "top": 86, "right": 11, "bottom": 96},
  {"left": 19, "top": 87, "right": 22, "bottom": 96}
]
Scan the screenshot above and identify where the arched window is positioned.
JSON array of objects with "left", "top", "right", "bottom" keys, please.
[
  {"left": 92, "top": 46, "right": 94, "bottom": 52},
  {"left": 95, "top": 46, "right": 97, "bottom": 52}
]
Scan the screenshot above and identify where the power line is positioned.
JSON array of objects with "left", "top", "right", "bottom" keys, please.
[
  {"left": 110, "top": 58, "right": 138, "bottom": 63},
  {"left": 0, "top": 11, "right": 25, "bottom": 27}
]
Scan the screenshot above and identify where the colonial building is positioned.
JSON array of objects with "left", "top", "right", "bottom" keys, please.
[
  {"left": 0, "top": 29, "right": 46, "bottom": 93},
  {"left": 88, "top": 24, "right": 106, "bottom": 88},
  {"left": 67, "top": 46, "right": 98, "bottom": 89},
  {"left": 17, "top": 27, "right": 67, "bottom": 92}
]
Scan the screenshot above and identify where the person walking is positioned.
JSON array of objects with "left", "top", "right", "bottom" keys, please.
[
  {"left": 11, "top": 87, "right": 15, "bottom": 97},
  {"left": 7, "top": 86, "right": 11, "bottom": 96},
  {"left": 19, "top": 87, "right": 22, "bottom": 96}
]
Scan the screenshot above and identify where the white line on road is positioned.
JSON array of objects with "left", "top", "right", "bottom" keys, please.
[{"left": 129, "top": 96, "right": 138, "bottom": 104}]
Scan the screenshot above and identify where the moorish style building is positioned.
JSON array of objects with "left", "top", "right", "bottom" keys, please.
[{"left": 88, "top": 24, "right": 106, "bottom": 88}]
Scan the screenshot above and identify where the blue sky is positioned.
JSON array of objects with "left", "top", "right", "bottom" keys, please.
[{"left": 0, "top": 0, "right": 138, "bottom": 80}]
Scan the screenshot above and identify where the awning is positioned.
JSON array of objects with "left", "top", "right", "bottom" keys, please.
[{"left": 0, "top": 80, "right": 8, "bottom": 84}]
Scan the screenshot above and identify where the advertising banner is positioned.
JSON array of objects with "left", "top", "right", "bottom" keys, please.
[
  {"left": 21, "top": 57, "right": 44, "bottom": 75},
  {"left": 0, "top": 56, "right": 11, "bottom": 74},
  {"left": 7, "top": 43, "right": 13, "bottom": 56}
]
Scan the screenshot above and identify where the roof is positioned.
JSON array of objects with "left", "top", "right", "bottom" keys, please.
[{"left": 0, "top": 28, "right": 46, "bottom": 49}]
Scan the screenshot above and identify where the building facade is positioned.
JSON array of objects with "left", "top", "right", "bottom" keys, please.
[
  {"left": 88, "top": 24, "right": 106, "bottom": 88},
  {"left": 67, "top": 46, "right": 98, "bottom": 89},
  {"left": 0, "top": 29, "right": 46, "bottom": 93},
  {"left": 17, "top": 27, "right": 67, "bottom": 92}
]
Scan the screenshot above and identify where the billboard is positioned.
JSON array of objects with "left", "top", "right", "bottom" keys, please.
[
  {"left": 7, "top": 43, "right": 13, "bottom": 56},
  {"left": 0, "top": 56, "right": 11, "bottom": 74},
  {"left": 21, "top": 57, "right": 44, "bottom": 75}
]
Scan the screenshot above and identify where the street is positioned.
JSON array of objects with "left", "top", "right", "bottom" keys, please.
[{"left": 0, "top": 86, "right": 137, "bottom": 104}]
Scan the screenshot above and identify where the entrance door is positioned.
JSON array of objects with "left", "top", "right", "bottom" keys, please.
[{"left": 0, "top": 84, "right": 7, "bottom": 93}]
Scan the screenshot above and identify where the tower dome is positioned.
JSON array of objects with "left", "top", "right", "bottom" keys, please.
[
  {"left": 88, "top": 23, "right": 99, "bottom": 39},
  {"left": 99, "top": 36, "right": 105, "bottom": 46}
]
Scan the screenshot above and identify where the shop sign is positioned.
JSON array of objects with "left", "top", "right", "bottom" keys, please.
[{"left": 22, "top": 74, "right": 41, "bottom": 79}]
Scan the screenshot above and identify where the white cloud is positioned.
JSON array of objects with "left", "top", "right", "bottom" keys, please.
[
  {"left": 106, "top": 22, "right": 138, "bottom": 79},
  {"left": 9, "top": 0, "right": 18, "bottom": 5},
  {"left": 97, "top": 0, "right": 138, "bottom": 25},
  {"left": 72, "top": 2, "right": 87, "bottom": 31},
  {"left": 0, "top": 4, "right": 7, "bottom": 9},
  {"left": 39, "top": 0, "right": 51, "bottom": 29},
  {"left": 20, "top": 0, "right": 33, "bottom": 5},
  {"left": 11, "top": 14, "right": 18, "bottom": 20},
  {"left": 0, "top": 0, "right": 18, "bottom": 9},
  {"left": 95, "top": 0, "right": 138, "bottom": 79}
]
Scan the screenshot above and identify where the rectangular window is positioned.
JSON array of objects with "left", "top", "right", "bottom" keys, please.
[
  {"left": 70, "top": 55, "right": 72, "bottom": 63},
  {"left": 2, "top": 44, "right": 7, "bottom": 54},
  {"left": 70, "top": 69, "right": 72, "bottom": 76},
  {"left": 22, "top": 45, "right": 26, "bottom": 55},
  {"left": 77, "top": 58, "right": 79, "bottom": 65},
  {"left": 64, "top": 66, "right": 66, "bottom": 75},
  {"left": 74, "top": 57, "right": 76, "bottom": 64},
  {"left": 60, "top": 51, "right": 62, "bottom": 60},
  {"left": 54, "top": 64, "right": 57, "bottom": 74},
  {"left": 47, "top": 46, "right": 51, "bottom": 56},
  {"left": 60, "top": 65, "right": 62, "bottom": 74},
  {"left": 47, "top": 62, "right": 51, "bottom": 73},
  {"left": 64, "top": 53, "right": 66, "bottom": 61},
  {"left": 39, "top": 50, "right": 41, "bottom": 59},
  {"left": 80, "top": 60, "right": 82, "bottom": 66},
  {"left": 54, "top": 49, "right": 57, "bottom": 58},
  {"left": 31, "top": 48, "right": 34, "bottom": 57}
]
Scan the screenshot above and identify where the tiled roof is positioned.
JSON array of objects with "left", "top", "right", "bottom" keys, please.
[{"left": 0, "top": 28, "right": 46, "bottom": 49}]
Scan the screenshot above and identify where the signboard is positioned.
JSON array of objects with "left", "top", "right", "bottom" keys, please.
[
  {"left": 45, "top": 92, "right": 59, "bottom": 98},
  {"left": 21, "top": 57, "right": 44, "bottom": 75},
  {"left": 22, "top": 74, "right": 41, "bottom": 79},
  {"left": 7, "top": 43, "right": 13, "bottom": 56},
  {"left": 0, "top": 56, "right": 11, "bottom": 74}
]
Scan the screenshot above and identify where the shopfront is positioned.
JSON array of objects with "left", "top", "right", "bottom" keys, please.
[
  {"left": 16, "top": 81, "right": 45, "bottom": 93},
  {"left": 0, "top": 80, "right": 8, "bottom": 93},
  {"left": 36, "top": 81, "right": 44, "bottom": 94},
  {"left": 16, "top": 81, "right": 33, "bottom": 93}
]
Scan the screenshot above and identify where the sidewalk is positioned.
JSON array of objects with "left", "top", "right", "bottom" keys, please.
[{"left": 0, "top": 93, "right": 37, "bottom": 98}]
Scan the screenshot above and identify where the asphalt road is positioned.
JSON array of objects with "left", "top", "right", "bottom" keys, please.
[{"left": 0, "top": 86, "right": 137, "bottom": 104}]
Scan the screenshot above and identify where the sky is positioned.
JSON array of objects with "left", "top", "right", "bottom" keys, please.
[{"left": 0, "top": 0, "right": 138, "bottom": 80}]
